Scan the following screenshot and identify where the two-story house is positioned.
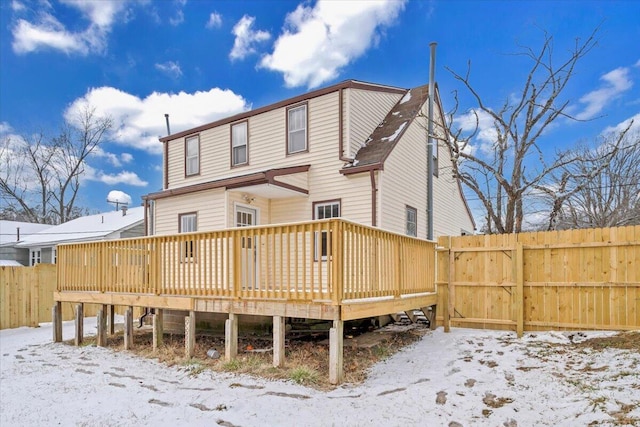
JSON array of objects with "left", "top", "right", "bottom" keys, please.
[{"left": 143, "top": 80, "right": 474, "bottom": 239}]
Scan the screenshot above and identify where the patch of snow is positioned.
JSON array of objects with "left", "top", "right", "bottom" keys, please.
[
  {"left": 399, "top": 90, "right": 412, "bottom": 104},
  {"left": 381, "top": 121, "right": 408, "bottom": 142},
  {"left": 2, "top": 321, "right": 639, "bottom": 426}
]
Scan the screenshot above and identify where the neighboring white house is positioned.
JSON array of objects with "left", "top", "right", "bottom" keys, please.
[
  {"left": 15, "top": 207, "right": 145, "bottom": 265},
  {"left": 0, "top": 220, "right": 53, "bottom": 266},
  {"left": 144, "top": 79, "right": 475, "bottom": 239}
]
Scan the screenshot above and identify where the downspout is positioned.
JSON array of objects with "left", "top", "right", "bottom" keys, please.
[
  {"left": 143, "top": 198, "right": 148, "bottom": 236},
  {"left": 370, "top": 170, "right": 377, "bottom": 227},
  {"left": 163, "top": 114, "right": 171, "bottom": 190},
  {"left": 427, "top": 42, "right": 437, "bottom": 240}
]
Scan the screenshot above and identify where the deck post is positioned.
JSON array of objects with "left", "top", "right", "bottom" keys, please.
[
  {"left": 225, "top": 313, "right": 238, "bottom": 361},
  {"left": 52, "top": 302, "right": 62, "bottom": 342},
  {"left": 74, "top": 303, "right": 84, "bottom": 346},
  {"left": 107, "top": 305, "right": 115, "bottom": 335},
  {"left": 185, "top": 311, "right": 195, "bottom": 358},
  {"left": 329, "top": 319, "right": 344, "bottom": 385},
  {"left": 96, "top": 307, "right": 107, "bottom": 347},
  {"left": 273, "top": 315, "right": 285, "bottom": 367},
  {"left": 153, "top": 309, "right": 164, "bottom": 352},
  {"left": 124, "top": 307, "right": 133, "bottom": 350},
  {"left": 422, "top": 306, "right": 437, "bottom": 330}
]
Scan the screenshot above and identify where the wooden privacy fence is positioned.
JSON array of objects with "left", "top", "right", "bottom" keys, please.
[
  {"left": 0, "top": 264, "right": 121, "bottom": 330},
  {"left": 437, "top": 225, "right": 640, "bottom": 333}
]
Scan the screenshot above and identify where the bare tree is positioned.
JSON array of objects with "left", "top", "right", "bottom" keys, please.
[
  {"left": 0, "top": 105, "right": 112, "bottom": 224},
  {"left": 541, "top": 127, "right": 639, "bottom": 229},
  {"left": 438, "top": 28, "right": 605, "bottom": 233}
]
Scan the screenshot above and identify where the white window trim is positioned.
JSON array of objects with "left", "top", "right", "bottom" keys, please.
[
  {"left": 231, "top": 122, "right": 248, "bottom": 166},
  {"left": 30, "top": 248, "right": 41, "bottom": 266},
  {"left": 287, "top": 104, "right": 307, "bottom": 154},
  {"left": 314, "top": 201, "right": 341, "bottom": 261},
  {"left": 406, "top": 206, "right": 418, "bottom": 237},
  {"left": 185, "top": 135, "right": 200, "bottom": 176}
]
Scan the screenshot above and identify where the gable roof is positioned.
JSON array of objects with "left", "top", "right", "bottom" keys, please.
[
  {"left": 15, "top": 207, "right": 144, "bottom": 247},
  {"left": 0, "top": 221, "right": 52, "bottom": 247},
  {"left": 341, "top": 83, "right": 429, "bottom": 175},
  {"left": 159, "top": 80, "right": 406, "bottom": 143}
]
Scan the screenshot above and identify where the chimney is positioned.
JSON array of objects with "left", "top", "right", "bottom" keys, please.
[{"left": 121, "top": 206, "right": 128, "bottom": 216}]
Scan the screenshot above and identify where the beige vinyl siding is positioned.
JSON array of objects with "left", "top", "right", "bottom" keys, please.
[
  {"left": 379, "top": 117, "right": 429, "bottom": 239},
  {"left": 226, "top": 192, "right": 270, "bottom": 227},
  {"left": 154, "top": 188, "right": 226, "bottom": 235},
  {"left": 432, "top": 138, "right": 475, "bottom": 237},
  {"left": 379, "top": 106, "right": 475, "bottom": 239},
  {"left": 344, "top": 89, "right": 403, "bottom": 158}
]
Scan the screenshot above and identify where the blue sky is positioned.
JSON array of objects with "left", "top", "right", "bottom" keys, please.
[{"left": 1, "top": 0, "right": 639, "bottom": 217}]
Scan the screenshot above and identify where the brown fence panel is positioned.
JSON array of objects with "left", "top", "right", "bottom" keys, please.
[{"left": 437, "top": 225, "right": 640, "bottom": 332}]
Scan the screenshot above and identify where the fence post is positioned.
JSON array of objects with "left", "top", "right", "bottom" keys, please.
[
  {"left": 52, "top": 302, "right": 62, "bottom": 342},
  {"left": 447, "top": 236, "right": 455, "bottom": 329},
  {"left": 514, "top": 241, "right": 524, "bottom": 337}
]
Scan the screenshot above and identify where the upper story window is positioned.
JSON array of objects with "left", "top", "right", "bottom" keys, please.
[
  {"left": 231, "top": 121, "right": 248, "bottom": 166},
  {"left": 185, "top": 135, "right": 200, "bottom": 176},
  {"left": 287, "top": 104, "right": 307, "bottom": 154},
  {"left": 406, "top": 205, "right": 417, "bottom": 237}
]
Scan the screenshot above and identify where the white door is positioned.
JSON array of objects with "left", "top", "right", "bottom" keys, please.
[{"left": 236, "top": 206, "right": 258, "bottom": 289}]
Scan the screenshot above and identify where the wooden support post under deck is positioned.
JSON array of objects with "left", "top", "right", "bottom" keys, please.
[
  {"left": 273, "top": 315, "right": 285, "bottom": 368},
  {"left": 107, "top": 305, "right": 115, "bottom": 335},
  {"left": 124, "top": 307, "right": 133, "bottom": 350},
  {"left": 329, "top": 319, "right": 344, "bottom": 385},
  {"left": 404, "top": 310, "right": 418, "bottom": 323},
  {"left": 74, "top": 303, "right": 84, "bottom": 346},
  {"left": 421, "top": 306, "right": 437, "bottom": 331},
  {"left": 153, "top": 309, "right": 164, "bottom": 352},
  {"left": 225, "top": 313, "right": 238, "bottom": 361},
  {"left": 53, "top": 302, "right": 62, "bottom": 343},
  {"left": 185, "top": 311, "right": 195, "bottom": 358},
  {"left": 96, "top": 307, "right": 107, "bottom": 347}
]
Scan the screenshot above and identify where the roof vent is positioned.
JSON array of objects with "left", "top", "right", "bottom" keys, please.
[{"left": 121, "top": 206, "right": 128, "bottom": 216}]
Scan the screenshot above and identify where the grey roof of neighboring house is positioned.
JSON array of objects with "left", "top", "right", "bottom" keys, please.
[
  {"left": 0, "top": 221, "right": 53, "bottom": 247},
  {"left": 15, "top": 207, "right": 144, "bottom": 248}
]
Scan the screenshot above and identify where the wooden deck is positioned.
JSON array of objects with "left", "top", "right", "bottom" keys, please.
[{"left": 54, "top": 219, "right": 438, "bottom": 383}]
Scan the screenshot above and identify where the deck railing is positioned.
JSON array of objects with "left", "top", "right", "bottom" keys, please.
[{"left": 57, "top": 219, "right": 436, "bottom": 304}]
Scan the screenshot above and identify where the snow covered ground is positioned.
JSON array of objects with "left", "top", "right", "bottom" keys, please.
[{"left": 1, "top": 318, "right": 639, "bottom": 426}]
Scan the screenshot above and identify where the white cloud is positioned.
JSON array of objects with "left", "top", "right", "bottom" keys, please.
[
  {"left": 106, "top": 190, "right": 132, "bottom": 205},
  {"left": 575, "top": 66, "right": 634, "bottom": 120},
  {"left": 260, "top": 0, "right": 406, "bottom": 88},
  {"left": 65, "top": 86, "right": 251, "bottom": 154},
  {"left": 11, "top": 1, "right": 26, "bottom": 12},
  {"left": 0, "top": 121, "right": 13, "bottom": 134},
  {"left": 602, "top": 112, "right": 640, "bottom": 136},
  {"left": 453, "top": 109, "right": 497, "bottom": 155},
  {"left": 229, "top": 15, "right": 271, "bottom": 61},
  {"left": 11, "top": 0, "right": 130, "bottom": 55},
  {"left": 92, "top": 146, "right": 123, "bottom": 167},
  {"left": 85, "top": 167, "right": 148, "bottom": 187},
  {"left": 206, "top": 11, "right": 222, "bottom": 29},
  {"left": 120, "top": 153, "right": 133, "bottom": 163},
  {"left": 155, "top": 61, "right": 183, "bottom": 79},
  {"left": 169, "top": 9, "right": 184, "bottom": 26},
  {"left": 634, "top": 59, "right": 640, "bottom": 68}
]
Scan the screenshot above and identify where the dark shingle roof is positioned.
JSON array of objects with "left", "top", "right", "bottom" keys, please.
[{"left": 342, "top": 83, "right": 429, "bottom": 172}]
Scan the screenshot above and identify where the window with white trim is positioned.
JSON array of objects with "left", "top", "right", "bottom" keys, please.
[
  {"left": 179, "top": 213, "right": 197, "bottom": 259},
  {"left": 287, "top": 104, "right": 307, "bottom": 154},
  {"left": 185, "top": 135, "right": 199, "bottom": 176},
  {"left": 30, "top": 248, "right": 41, "bottom": 266},
  {"left": 406, "top": 206, "right": 417, "bottom": 237},
  {"left": 231, "top": 122, "right": 248, "bottom": 166},
  {"left": 314, "top": 201, "right": 340, "bottom": 260}
]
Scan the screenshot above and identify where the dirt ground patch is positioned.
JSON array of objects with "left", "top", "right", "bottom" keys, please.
[
  {"left": 573, "top": 331, "right": 640, "bottom": 351},
  {"left": 75, "top": 322, "right": 429, "bottom": 390}
]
